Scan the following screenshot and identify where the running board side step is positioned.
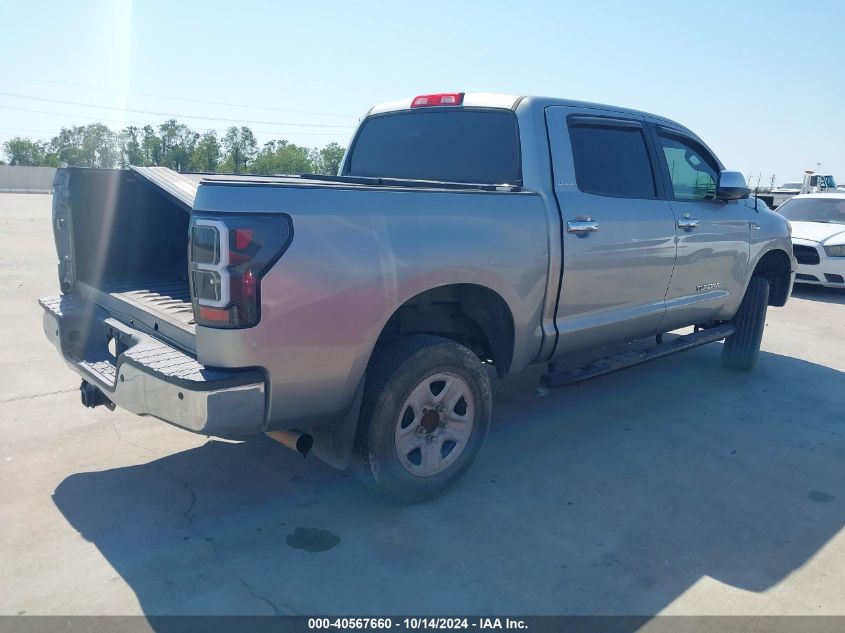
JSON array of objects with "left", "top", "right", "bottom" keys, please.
[{"left": 541, "top": 324, "right": 736, "bottom": 388}]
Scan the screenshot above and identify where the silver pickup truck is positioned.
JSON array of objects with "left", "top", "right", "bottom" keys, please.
[{"left": 40, "top": 92, "right": 795, "bottom": 502}]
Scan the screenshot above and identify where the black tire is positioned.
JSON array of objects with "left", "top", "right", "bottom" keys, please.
[
  {"left": 354, "top": 334, "right": 492, "bottom": 503},
  {"left": 721, "top": 276, "right": 769, "bottom": 370}
]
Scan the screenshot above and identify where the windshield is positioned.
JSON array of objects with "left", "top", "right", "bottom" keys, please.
[
  {"left": 808, "top": 175, "right": 837, "bottom": 189},
  {"left": 345, "top": 109, "right": 521, "bottom": 185},
  {"left": 779, "top": 197, "right": 845, "bottom": 223}
]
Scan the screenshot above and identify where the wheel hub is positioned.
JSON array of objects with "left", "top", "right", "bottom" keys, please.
[
  {"left": 419, "top": 409, "right": 441, "bottom": 434},
  {"left": 394, "top": 372, "right": 476, "bottom": 477}
]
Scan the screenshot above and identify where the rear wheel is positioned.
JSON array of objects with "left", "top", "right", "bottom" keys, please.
[
  {"left": 721, "top": 276, "right": 769, "bottom": 370},
  {"left": 355, "top": 335, "right": 492, "bottom": 503}
]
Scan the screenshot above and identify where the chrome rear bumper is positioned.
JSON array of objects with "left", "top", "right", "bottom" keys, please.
[{"left": 39, "top": 295, "right": 266, "bottom": 438}]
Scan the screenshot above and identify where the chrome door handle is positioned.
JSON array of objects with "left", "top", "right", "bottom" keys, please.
[
  {"left": 567, "top": 220, "right": 599, "bottom": 234},
  {"left": 677, "top": 216, "right": 700, "bottom": 231}
]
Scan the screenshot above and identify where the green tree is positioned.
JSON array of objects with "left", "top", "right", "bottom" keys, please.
[
  {"left": 50, "top": 126, "right": 87, "bottom": 166},
  {"left": 119, "top": 126, "right": 145, "bottom": 167},
  {"left": 221, "top": 126, "right": 257, "bottom": 173},
  {"left": 80, "top": 123, "right": 118, "bottom": 168},
  {"left": 313, "top": 142, "right": 345, "bottom": 175},
  {"left": 41, "top": 150, "right": 61, "bottom": 167},
  {"left": 50, "top": 124, "right": 117, "bottom": 168},
  {"left": 251, "top": 140, "right": 314, "bottom": 175},
  {"left": 141, "top": 125, "right": 163, "bottom": 166},
  {"left": 3, "top": 120, "right": 346, "bottom": 175},
  {"left": 158, "top": 119, "right": 198, "bottom": 171},
  {"left": 2, "top": 137, "right": 48, "bottom": 166},
  {"left": 190, "top": 131, "right": 221, "bottom": 172}
]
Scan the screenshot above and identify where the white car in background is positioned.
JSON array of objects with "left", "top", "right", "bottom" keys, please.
[
  {"left": 770, "top": 181, "right": 803, "bottom": 208},
  {"left": 773, "top": 182, "right": 803, "bottom": 194},
  {"left": 778, "top": 193, "right": 845, "bottom": 288}
]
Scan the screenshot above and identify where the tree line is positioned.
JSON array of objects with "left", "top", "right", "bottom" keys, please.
[{"left": 0, "top": 120, "right": 346, "bottom": 176}]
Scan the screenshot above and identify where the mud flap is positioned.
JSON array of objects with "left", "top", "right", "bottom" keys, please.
[{"left": 308, "top": 377, "right": 365, "bottom": 470}]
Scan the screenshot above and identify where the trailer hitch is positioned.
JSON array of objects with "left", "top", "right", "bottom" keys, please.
[{"left": 79, "top": 380, "right": 115, "bottom": 411}]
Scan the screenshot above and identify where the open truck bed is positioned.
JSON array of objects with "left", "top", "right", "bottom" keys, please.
[
  {"left": 55, "top": 165, "right": 524, "bottom": 354},
  {"left": 53, "top": 166, "right": 204, "bottom": 351},
  {"left": 54, "top": 166, "right": 374, "bottom": 353},
  {"left": 104, "top": 280, "right": 194, "bottom": 326},
  {"left": 75, "top": 277, "right": 195, "bottom": 343}
]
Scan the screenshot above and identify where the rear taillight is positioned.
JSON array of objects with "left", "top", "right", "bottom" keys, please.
[
  {"left": 410, "top": 92, "right": 464, "bottom": 108},
  {"left": 189, "top": 214, "right": 292, "bottom": 328}
]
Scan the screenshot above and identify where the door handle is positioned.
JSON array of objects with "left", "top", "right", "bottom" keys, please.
[
  {"left": 677, "top": 215, "right": 700, "bottom": 231},
  {"left": 567, "top": 220, "right": 599, "bottom": 234}
]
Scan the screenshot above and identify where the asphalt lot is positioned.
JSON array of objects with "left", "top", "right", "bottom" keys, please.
[{"left": 1, "top": 192, "right": 844, "bottom": 616}]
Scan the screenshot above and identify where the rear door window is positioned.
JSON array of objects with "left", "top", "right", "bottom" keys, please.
[
  {"left": 568, "top": 123, "right": 657, "bottom": 199},
  {"left": 345, "top": 109, "right": 520, "bottom": 185}
]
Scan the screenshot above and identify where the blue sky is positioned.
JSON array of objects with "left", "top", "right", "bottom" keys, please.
[{"left": 1, "top": 0, "right": 843, "bottom": 185}]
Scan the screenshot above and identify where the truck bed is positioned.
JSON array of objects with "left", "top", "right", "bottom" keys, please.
[
  {"left": 55, "top": 166, "right": 524, "bottom": 358},
  {"left": 74, "top": 277, "right": 196, "bottom": 353},
  {"left": 104, "top": 279, "right": 194, "bottom": 328}
]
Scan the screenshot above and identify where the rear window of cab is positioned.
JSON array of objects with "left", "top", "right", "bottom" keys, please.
[{"left": 344, "top": 109, "right": 521, "bottom": 186}]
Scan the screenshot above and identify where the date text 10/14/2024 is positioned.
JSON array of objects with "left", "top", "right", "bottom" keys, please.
[{"left": 307, "top": 618, "right": 528, "bottom": 630}]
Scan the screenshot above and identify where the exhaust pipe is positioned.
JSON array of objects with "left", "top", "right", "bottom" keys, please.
[
  {"left": 266, "top": 430, "right": 313, "bottom": 457},
  {"left": 79, "top": 380, "right": 115, "bottom": 411}
]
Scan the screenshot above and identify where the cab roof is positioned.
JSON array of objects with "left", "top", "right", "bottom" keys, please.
[{"left": 366, "top": 92, "right": 696, "bottom": 137}]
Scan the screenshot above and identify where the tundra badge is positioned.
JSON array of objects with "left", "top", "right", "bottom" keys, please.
[{"left": 696, "top": 282, "right": 720, "bottom": 292}]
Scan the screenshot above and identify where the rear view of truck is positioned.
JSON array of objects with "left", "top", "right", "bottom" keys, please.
[
  {"left": 42, "top": 167, "right": 277, "bottom": 437},
  {"left": 40, "top": 93, "right": 551, "bottom": 504}
]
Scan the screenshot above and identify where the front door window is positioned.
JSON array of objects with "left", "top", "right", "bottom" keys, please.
[{"left": 658, "top": 134, "right": 718, "bottom": 201}]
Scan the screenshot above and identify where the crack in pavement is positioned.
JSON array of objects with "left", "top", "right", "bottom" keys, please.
[
  {"left": 163, "top": 464, "right": 295, "bottom": 616},
  {"left": 107, "top": 426, "right": 296, "bottom": 614},
  {"left": 111, "top": 420, "right": 160, "bottom": 455},
  {"left": 0, "top": 387, "right": 77, "bottom": 404},
  {"left": 793, "top": 421, "right": 845, "bottom": 439}
]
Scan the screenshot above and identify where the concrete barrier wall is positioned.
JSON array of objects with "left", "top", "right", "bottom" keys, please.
[{"left": 0, "top": 166, "right": 57, "bottom": 193}]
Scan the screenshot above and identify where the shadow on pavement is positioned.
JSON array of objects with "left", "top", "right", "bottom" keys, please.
[
  {"left": 53, "top": 347, "right": 845, "bottom": 616},
  {"left": 792, "top": 284, "right": 845, "bottom": 305}
]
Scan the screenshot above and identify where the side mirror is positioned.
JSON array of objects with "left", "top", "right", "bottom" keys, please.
[{"left": 717, "top": 170, "right": 751, "bottom": 201}]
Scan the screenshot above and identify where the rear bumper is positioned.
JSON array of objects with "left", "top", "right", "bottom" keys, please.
[{"left": 39, "top": 295, "right": 266, "bottom": 438}]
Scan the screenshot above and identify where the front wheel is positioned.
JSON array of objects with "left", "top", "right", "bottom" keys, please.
[
  {"left": 354, "top": 335, "right": 492, "bottom": 503},
  {"left": 721, "top": 276, "right": 769, "bottom": 370}
]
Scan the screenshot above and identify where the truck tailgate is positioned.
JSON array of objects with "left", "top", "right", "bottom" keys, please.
[
  {"left": 56, "top": 167, "right": 201, "bottom": 353},
  {"left": 130, "top": 166, "right": 204, "bottom": 209}
]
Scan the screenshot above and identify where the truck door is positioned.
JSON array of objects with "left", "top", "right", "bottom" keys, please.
[
  {"left": 545, "top": 106, "right": 678, "bottom": 357},
  {"left": 647, "top": 124, "right": 750, "bottom": 330}
]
